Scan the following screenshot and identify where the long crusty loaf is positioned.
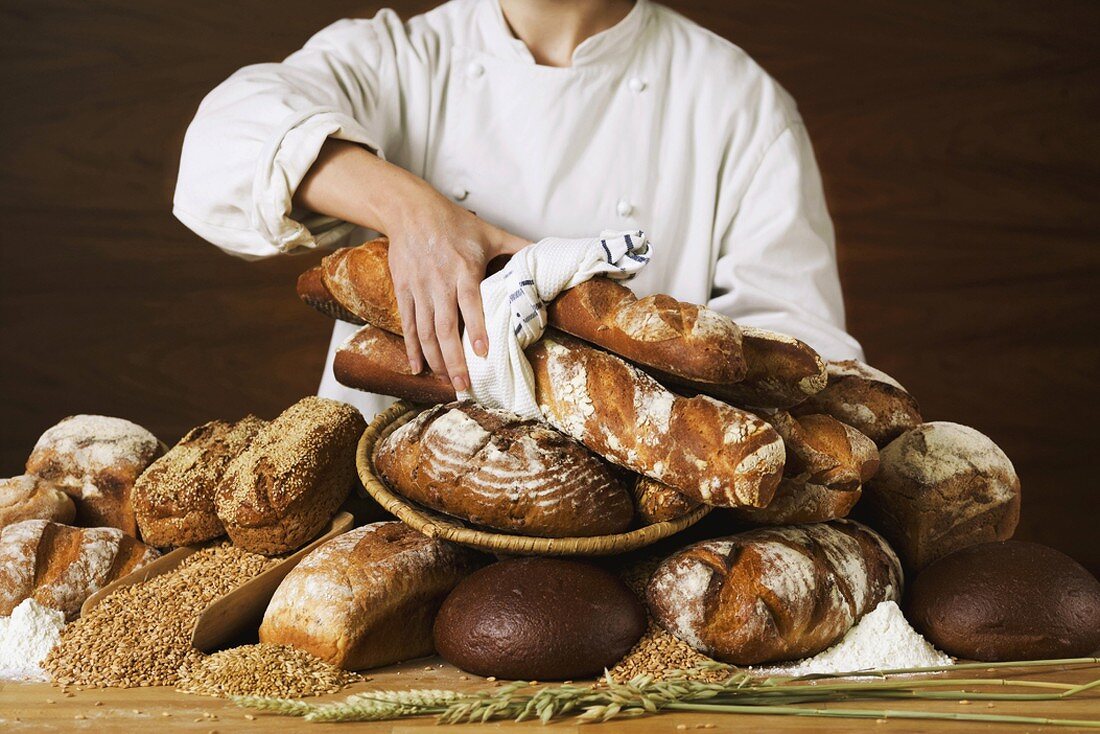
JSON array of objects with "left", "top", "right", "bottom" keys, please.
[
  {"left": 0, "top": 519, "right": 159, "bottom": 620},
  {"left": 374, "top": 402, "right": 634, "bottom": 537},
  {"left": 527, "top": 333, "right": 784, "bottom": 509},
  {"left": 763, "top": 410, "right": 879, "bottom": 491},
  {"left": 333, "top": 325, "right": 456, "bottom": 405},
  {"left": 260, "top": 521, "right": 485, "bottom": 671},
  {"left": 301, "top": 238, "right": 747, "bottom": 385},
  {"left": 646, "top": 520, "right": 902, "bottom": 664}
]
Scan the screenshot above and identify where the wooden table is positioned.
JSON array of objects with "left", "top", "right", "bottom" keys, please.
[{"left": 2, "top": 657, "right": 1097, "bottom": 733}]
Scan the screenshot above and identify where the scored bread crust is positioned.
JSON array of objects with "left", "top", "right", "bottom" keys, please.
[
  {"left": 216, "top": 397, "right": 366, "bottom": 555},
  {"left": 297, "top": 266, "right": 367, "bottom": 324},
  {"left": 374, "top": 402, "right": 634, "bottom": 537},
  {"left": 0, "top": 475, "right": 76, "bottom": 529},
  {"left": 631, "top": 477, "right": 701, "bottom": 524},
  {"left": 333, "top": 325, "right": 456, "bottom": 405},
  {"left": 729, "top": 477, "right": 861, "bottom": 526},
  {"left": 763, "top": 410, "right": 879, "bottom": 491},
  {"left": 259, "top": 521, "right": 484, "bottom": 670},
  {"left": 133, "top": 416, "right": 266, "bottom": 547},
  {"left": 646, "top": 520, "right": 902, "bottom": 665}
]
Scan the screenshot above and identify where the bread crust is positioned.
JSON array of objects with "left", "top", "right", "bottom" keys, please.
[
  {"left": 794, "top": 359, "right": 922, "bottom": 446},
  {"left": 374, "top": 402, "right": 634, "bottom": 537},
  {"left": 0, "top": 475, "right": 76, "bottom": 529},
  {"left": 764, "top": 410, "right": 879, "bottom": 491},
  {"left": 259, "top": 522, "right": 484, "bottom": 670},
  {"left": 333, "top": 325, "right": 456, "bottom": 405},
  {"left": 631, "top": 477, "right": 701, "bottom": 524},
  {"left": 729, "top": 478, "right": 861, "bottom": 525},
  {"left": 297, "top": 266, "right": 367, "bottom": 324}
]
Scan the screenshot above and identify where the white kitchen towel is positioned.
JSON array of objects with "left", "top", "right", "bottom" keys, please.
[{"left": 459, "top": 230, "right": 652, "bottom": 418}]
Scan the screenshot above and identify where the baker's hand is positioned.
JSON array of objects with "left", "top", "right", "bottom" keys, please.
[{"left": 384, "top": 181, "right": 527, "bottom": 392}]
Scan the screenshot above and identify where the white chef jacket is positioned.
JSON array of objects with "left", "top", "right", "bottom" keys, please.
[{"left": 174, "top": 0, "right": 864, "bottom": 418}]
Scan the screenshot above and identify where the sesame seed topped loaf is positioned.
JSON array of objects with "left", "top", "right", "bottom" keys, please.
[
  {"left": 216, "top": 397, "right": 365, "bottom": 555},
  {"left": 646, "top": 520, "right": 902, "bottom": 665},
  {"left": 133, "top": 416, "right": 267, "bottom": 547},
  {"left": 526, "top": 333, "right": 784, "bottom": 509},
  {"left": 25, "top": 415, "right": 162, "bottom": 535},
  {"left": 373, "top": 401, "right": 634, "bottom": 537}
]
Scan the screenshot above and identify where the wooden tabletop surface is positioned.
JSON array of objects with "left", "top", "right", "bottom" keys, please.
[{"left": 2, "top": 657, "right": 1097, "bottom": 733}]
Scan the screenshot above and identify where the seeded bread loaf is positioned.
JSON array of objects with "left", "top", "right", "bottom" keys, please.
[
  {"left": 374, "top": 402, "right": 633, "bottom": 537},
  {"left": 0, "top": 519, "right": 159, "bottom": 620},
  {"left": 302, "top": 238, "right": 747, "bottom": 386},
  {"left": 25, "top": 415, "right": 162, "bottom": 535},
  {"left": 646, "top": 520, "right": 902, "bottom": 664},
  {"left": 764, "top": 411, "right": 879, "bottom": 491},
  {"left": 260, "top": 521, "right": 485, "bottom": 670},
  {"left": 729, "top": 477, "right": 861, "bottom": 526},
  {"left": 861, "top": 421, "right": 1020, "bottom": 572},
  {"left": 528, "top": 333, "right": 784, "bottom": 509},
  {"left": 0, "top": 475, "right": 76, "bottom": 529},
  {"left": 631, "top": 477, "right": 701, "bottom": 524},
  {"left": 216, "top": 397, "right": 365, "bottom": 555},
  {"left": 133, "top": 416, "right": 266, "bottom": 547},
  {"left": 794, "top": 360, "right": 922, "bottom": 446}
]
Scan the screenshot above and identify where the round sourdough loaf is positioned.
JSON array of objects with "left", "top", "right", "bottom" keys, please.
[
  {"left": 216, "top": 397, "right": 365, "bottom": 555},
  {"left": 646, "top": 520, "right": 902, "bottom": 665},
  {"left": 25, "top": 415, "right": 162, "bottom": 535},
  {"left": 794, "top": 360, "right": 922, "bottom": 447},
  {"left": 260, "top": 521, "right": 484, "bottom": 670},
  {"left": 861, "top": 421, "right": 1020, "bottom": 573},
  {"left": 374, "top": 401, "right": 634, "bottom": 537},
  {"left": 133, "top": 416, "right": 266, "bottom": 547},
  {"left": 907, "top": 541, "right": 1100, "bottom": 661},
  {"left": 0, "top": 475, "right": 75, "bottom": 529},
  {"left": 433, "top": 557, "right": 647, "bottom": 680},
  {"left": 729, "top": 477, "right": 861, "bottom": 526}
]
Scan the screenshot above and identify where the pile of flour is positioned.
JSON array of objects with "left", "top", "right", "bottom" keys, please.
[
  {"left": 0, "top": 598, "right": 67, "bottom": 681},
  {"left": 753, "top": 601, "right": 952, "bottom": 677}
]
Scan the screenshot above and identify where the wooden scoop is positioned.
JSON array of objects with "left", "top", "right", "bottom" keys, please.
[{"left": 190, "top": 511, "right": 355, "bottom": 652}]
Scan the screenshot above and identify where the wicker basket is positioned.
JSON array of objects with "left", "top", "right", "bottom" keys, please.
[{"left": 356, "top": 401, "right": 711, "bottom": 556}]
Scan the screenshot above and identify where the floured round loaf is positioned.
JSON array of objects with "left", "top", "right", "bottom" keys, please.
[
  {"left": 374, "top": 402, "right": 633, "bottom": 537},
  {"left": 729, "top": 477, "right": 861, "bottom": 526},
  {"left": 433, "top": 557, "right": 646, "bottom": 680},
  {"left": 216, "top": 397, "right": 365, "bottom": 555},
  {"left": 908, "top": 541, "right": 1100, "bottom": 661},
  {"left": 0, "top": 519, "right": 159, "bottom": 620},
  {"left": 795, "top": 360, "right": 922, "bottom": 447},
  {"left": 0, "top": 475, "right": 75, "bottom": 529},
  {"left": 25, "top": 415, "right": 162, "bottom": 535},
  {"left": 646, "top": 520, "right": 902, "bottom": 664},
  {"left": 133, "top": 416, "right": 266, "bottom": 547},
  {"left": 260, "top": 521, "right": 484, "bottom": 670},
  {"left": 861, "top": 421, "right": 1020, "bottom": 572}
]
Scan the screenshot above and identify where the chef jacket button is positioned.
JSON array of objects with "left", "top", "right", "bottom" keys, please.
[
  {"left": 452, "top": 187, "right": 469, "bottom": 201},
  {"left": 628, "top": 77, "right": 646, "bottom": 93},
  {"left": 467, "top": 61, "right": 485, "bottom": 79},
  {"left": 617, "top": 199, "right": 634, "bottom": 217}
]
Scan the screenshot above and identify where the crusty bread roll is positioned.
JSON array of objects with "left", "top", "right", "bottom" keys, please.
[
  {"left": 216, "top": 397, "right": 365, "bottom": 555},
  {"left": 374, "top": 402, "right": 634, "bottom": 537},
  {"left": 528, "top": 332, "right": 785, "bottom": 509},
  {"left": 320, "top": 240, "right": 404, "bottom": 334},
  {"left": 260, "top": 522, "right": 484, "bottom": 670},
  {"left": 133, "top": 416, "right": 266, "bottom": 547},
  {"left": 25, "top": 415, "right": 162, "bottom": 535},
  {"left": 631, "top": 477, "right": 701, "bottom": 524},
  {"left": 764, "top": 411, "right": 879, "bottom": 491},
  {"left": 794, "top": 360, "right": 922, "bottom": 447},
  {"left": 0, "top": 475, "right": 75, "bottom": 529},
  {"left": 646, "top": 520, "right": 902, "bottom": 664},
  {"left": 729, "top": 477, "right": 861, "bottom": 526},
  {"left": 861, "top": 421, "right": 1020, "bottom": 572},
  {"left": 0, "top": 519, "right": 159, "bottom": 620}
]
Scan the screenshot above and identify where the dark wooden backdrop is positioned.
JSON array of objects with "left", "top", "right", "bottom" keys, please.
[{"left": 1, "top": 1, "right": 1097, "bottom": 572}]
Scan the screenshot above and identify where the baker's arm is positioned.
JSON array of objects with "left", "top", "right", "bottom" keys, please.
[{"left": 709, "top": 123, "right": 865, "bottom": 362}]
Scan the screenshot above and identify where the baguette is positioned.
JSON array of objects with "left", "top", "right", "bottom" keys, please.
[
  {"left": 646, "top": 520, "right": 902, "bottom": 664},
  {"left": 303, "top": 238, "right": 747, "bottom": 385},
  {"left": 333, "top": 325, "right": 456, "bottom": 405}
]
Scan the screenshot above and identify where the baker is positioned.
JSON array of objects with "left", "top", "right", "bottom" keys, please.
[{"left": 174, "top": 0, "right": 864, "bottom": 417}]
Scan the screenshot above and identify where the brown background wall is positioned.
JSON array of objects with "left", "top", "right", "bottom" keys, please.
[{"left": 1, "top": 1, "right": 1097, "bottom": 572}]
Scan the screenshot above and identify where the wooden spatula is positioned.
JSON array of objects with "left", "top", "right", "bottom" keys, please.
[{"left": 190, "top": 511, "right": 355, "bottom": 652}]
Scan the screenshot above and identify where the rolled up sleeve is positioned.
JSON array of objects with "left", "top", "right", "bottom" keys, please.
[
  {"left": 709, "top": 123, "right": 864, "bottom": 361},
  {"left": 173, "top": 16, "right": 398, "bottom": 259}
]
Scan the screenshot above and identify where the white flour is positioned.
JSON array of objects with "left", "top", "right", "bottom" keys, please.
[
  {"left": 0, "top": 598, "right": 67, "bottom": 681},
  {"left": 752, "top": 601, "right": 952, "bottom": 677}
]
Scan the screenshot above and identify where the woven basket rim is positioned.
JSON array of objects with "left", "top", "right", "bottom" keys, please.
[{"left": 356, "top": 401, "right": 711, "bottom": 556}]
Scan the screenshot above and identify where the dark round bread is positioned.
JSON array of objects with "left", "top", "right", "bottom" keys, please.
[
  {"left": 907, "top": 541, "right": 1100, "bottom": 661},
  {"left": 433, "top": 558, "right": 646, "bottom": 680}
]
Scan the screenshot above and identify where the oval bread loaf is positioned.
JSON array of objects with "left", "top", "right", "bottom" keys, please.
[
  {"left": 0, "top": 475, "right": 75, "bottom": 529},
  {"left": 374, "top": 402, "right": 634, "bottom": 537},
  {"left": 765, "top": 411, "right": 879, "bottom": 491},
  {"left": 794, "top": 360, "right": 922, "bottom": 447},
  {"left": 646, "top": 520, "right": 902, "bottom": 664},
  {"left": 729, "top": 478, "right": 861, "bottom": 526},
  {"left": 260, "top": 521, "right": 484, "bottom": 671}
]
